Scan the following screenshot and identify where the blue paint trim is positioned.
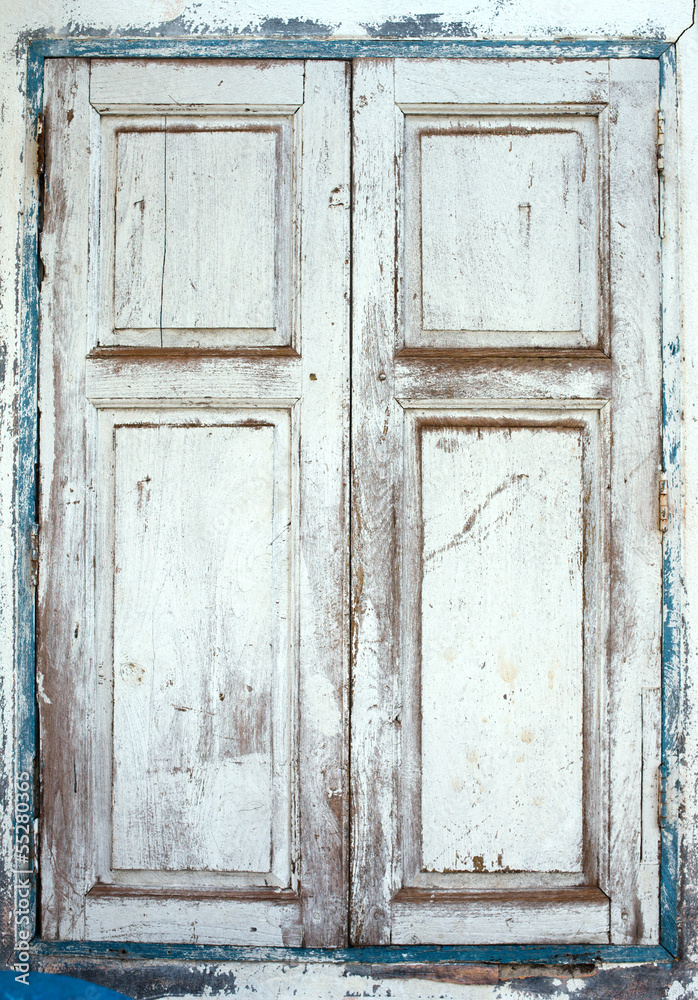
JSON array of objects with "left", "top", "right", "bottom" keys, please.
[
  {"left": 17, "top": 34, "right": 682, "bottom": 970},
  {"left": 29, "top": 940, "right": 674, "bottom": 965},
  {"left": 15, "top": 42, "right": 45, "bottom": 959},
  {"left": 27, "top": 36, "right": 670, "bottom": 60},
  {"left": 659, "top": 45, "right": 682, "bottom": 959}
]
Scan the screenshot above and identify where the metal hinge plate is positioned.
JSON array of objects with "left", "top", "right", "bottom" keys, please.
[
  {"left": 657, "top": 111, "right": 665, "bottom": 173},
  {"left": 36, "top": 114, "right": 45, "bottom": 177},
  {"left": 30, "top": 524, "right": 39, "bottom": 589},
  {"left": 659, "top": 761, "right": 669, "bottom": 828},
  {"left": 37, "top": 114, "right": 46, "bottom": 287},
  {"left": 659, "top": 475, "right": 668, "bottom": 533}
]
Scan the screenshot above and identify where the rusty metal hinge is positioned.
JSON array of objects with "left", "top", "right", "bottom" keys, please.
[
  {"left": 657, "top": 111, "right": 666, "bottom": 239},
  {"left": 30, "top": 524, "right": 39, "bottom": 589},
  {"left": 37, "top": 114, "right": 46, "bottom": 287},
  {"left": 659, "top": 475, "right": 669, "bottom": 533},
  {"left": 659, "top": 761, "right": 669, "bottom": 828},
  {"left": 36, "top": 114, "right": 46, "bottom": 177}
]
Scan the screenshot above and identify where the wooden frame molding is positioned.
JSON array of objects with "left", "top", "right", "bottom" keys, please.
[{"left": 15, "top": 36, "right": 681, "bottom": 975}]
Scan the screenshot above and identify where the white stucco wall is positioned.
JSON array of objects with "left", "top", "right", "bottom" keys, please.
[{"left": 1, "top": 2, "right": 697, "bottom": 997}]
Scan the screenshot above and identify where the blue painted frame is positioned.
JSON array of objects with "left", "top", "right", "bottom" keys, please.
[{"left": 17, "top": 34, "right": 681, "bottom": 970}]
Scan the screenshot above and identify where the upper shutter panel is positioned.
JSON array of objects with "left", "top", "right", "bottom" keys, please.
[
  {"left": 351, "top": 58, "right": 661, "bottom": 947},
  {"left": 38, "top": 57, "right": 350, "bottom": 948},
  {"left": 91, "top": 58, "right": 303, "bottom": 349}
]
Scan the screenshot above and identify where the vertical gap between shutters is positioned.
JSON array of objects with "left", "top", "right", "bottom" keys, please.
[
  {"left": 347, "top": 57, "right": 355, "bottom": 949},
  {"left": 159, "top": 116, "right": 167, "bottom": 348}
]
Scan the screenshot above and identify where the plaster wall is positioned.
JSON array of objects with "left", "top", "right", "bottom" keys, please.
[{"left": 1, "top": 1, "right": 697, "bottom": 997}]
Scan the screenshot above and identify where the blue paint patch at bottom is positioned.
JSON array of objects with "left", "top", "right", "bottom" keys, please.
[
  {"left": 0, "top": 974, "right": 132, "bottom": 1000},
  {"left": 27, "top": 940, "right": 674, "bottom": 966}
]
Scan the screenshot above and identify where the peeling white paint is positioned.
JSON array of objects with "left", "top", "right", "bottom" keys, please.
[
  {"left": 0, "top": 0, "right": 693, "bottom": 40},
  {"left": 665, "top": 973, "right": 698, "bottom": 999},
  {"left": 0, "top": 0, "right": 697, "bottom": 996},
  {"left": 35, "top": 672, "right": 51, "bottom": 706},
  {"left": 678, "top": 10, "right": 698, "bottom": 972}
]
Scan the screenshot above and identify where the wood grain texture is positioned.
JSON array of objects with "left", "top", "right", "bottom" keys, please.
[
  {"left": 399, "top": 403, "right": 606, "bottom": 909},
  {"left": 84, "top": 895, "right": 303, "bottom": 946},
  {"left": 114, "top": 128, "right": 280, "bottom": 335},
  {"left": 355, "top": 55, "right": 654, "bottom": 948},
  {"left": 420, "top": 130, "right": 582, "bottom": 332},
  {"left": 38, "top": 53, "right": 663, "bottom": 952},
  {"left": 418, "top": 423, "right": 584, "bottom": 875},
  {"left": 392, "top": 888, "right": 609, "bottom": 945},
  {"left": 401, "top": 109, "right": 601, "bottom": 349},
  {"left": 607, "top": 59, "right": 662, "bottom": 945},
  {"left": 91, "top": 406, "right": 297, "bottom": 938},
  {"left": 110, "top": 421, "right": 284, "bottom": 874},
  {"left": 350, "top": 56, "right": 615, "bottom": 948},
  {"left": 297, "top": 61, "right": 350, "bottom": 947},
  {"left": 90, "top": 59, "right": 305, "bottom": 109},
  {"left": 639, "top": 686, "right": 661, "bottom": 943},
  {"left": 39, "top": 57, "right": 348, "bottom": 948},
  {"left": 160, "top": 129, "right": 278, "bottom": 331},
  {"left": 113, "top": 129, "right": 165, "bottom": 330},
  {"left": 350, "top": 59, "right": 401, "bottom": 946},
  {"left": 38, "top": 58, "right": 93, "bottom": 940},
  {"left": 394, "top": 351, "right": 612, "bottom": 401},
  {"left": 394, "top": 58, "right": 611, "bottom": 106},
  {"left": 85, "top": 352, "right": 302, "bottom": 403},
  {"left": 102, "top": 115, "right": 294, "bottom": 348}
]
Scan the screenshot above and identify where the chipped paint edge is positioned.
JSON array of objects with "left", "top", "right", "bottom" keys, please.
[
  {"left": 25, "top": 36, "right": 670, "bottom": 60},
  {"left": 14, "top": 33, "right": 683, "bottom": 973},
  {"left": 659, "top": 45, "right": 683, "bottom": 959},
  {"left": 14, "top": 40, "right": 44, "bottom": 964},
  {"left": 27, "top": 940, "right": 673, "bottom": 964}
]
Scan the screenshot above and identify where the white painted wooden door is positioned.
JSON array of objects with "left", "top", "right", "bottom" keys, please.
[
  {"left": 38, "top": 56, "right": 662, "bottom": 950},
  {"left": 351, "top": 59, "right": 662, "bottom": 946},
  {"left": 38, "top": 58, "right": 350, "bottom": 947}
]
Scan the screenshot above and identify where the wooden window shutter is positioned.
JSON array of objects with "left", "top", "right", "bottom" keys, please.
[
  {"left": 38, "top": 57, "right": 350, "bottom": 947},
  {"left": 351, "top": 58, "right": 662, "bottom": 946},
  {"left": 38, "top": 55, "right": 662, "bottom": 949}
]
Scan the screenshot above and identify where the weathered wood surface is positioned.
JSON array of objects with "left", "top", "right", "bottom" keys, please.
[
  {"left": 112, "top": 126, "right": 164, "bottom": 331},
  {"left": 102, "top": 113, "right": 294, "bottom": 347},
  {"left": 421, "top": 129, "right": 581, "bottom": 332},
  {"left": 418, "top": 422, "right": 585, "bottom": 875},
  {"left": 85, "top": 351, "right": 302, "bottom": 403},
  {"left": 40, "top": 56, "right": 350, "bottom": 947},
  {"left": 352, "top": 55, "right": 658, "bottom": 948},
  {"left": 399, "top": 404, "right": 606, "bottom": 900},
  {"left": 350, "top": 58, "right": 401, "bottom": 946},
  {"left": 39, "top": 53, "right": 662, "bottom": 952},
  {"left": 38, "top": 57, "right": 93, "bottom": 940},
  {"left": 297, "top": 60, "right": 351, "bottom": 948},
  {"left": 639, "top": 686, "right": 661, "bottom": 943},
  {"left": 90, "top": 58, "right": 305, "bottom": 109},
  {"left": 113, "top": 128, "right": 281, "bottom": 338},
  {"left": 606, "top": 59, "right": 662, "bottom": 945},
  {"left": 84, "top": 894, "right": 303, "bottom": 946},
  {"left": 392, "top": 888, "right": 609, "bottom": 945},
  {"left": 401, "top": 112, "right": 602, "bottom": 349},
  {"left": 394, "top": 58, "right": 611, "bottom": 106},
  {"left": 110, "top": 419, "right": 286, "bottom": 874},
  {"left": 394, "top": 350, "right": 612, "bottom": 400},
  {"left": 413, "top": 128, "right": 588, "bottom": 341}
]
